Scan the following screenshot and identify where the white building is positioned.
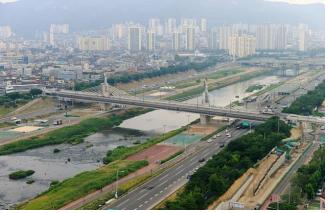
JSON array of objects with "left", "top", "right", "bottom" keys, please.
[
  {"left": 77, "top": 36, "right": 111, "bottom": 51},
  {"left": 200, "top": 18, "right": 207, "bottom": 32},
  {"left": 172, "top": 31, "right": 182, "bottom": 51},
  {"left": 298, "top": 24, "right": 310, "bottom": 51},
  {"left": 228, "top": 35, "right": 256, "bottom": 58},
  {"left": 185, "top": 27, "right": 196, "bottom": 51},
  {"left": 256, "top": 24, "right": 287, "bottom": 50},
  {"left": 147, "top": 31, "right": 156, "bottom": 51}
]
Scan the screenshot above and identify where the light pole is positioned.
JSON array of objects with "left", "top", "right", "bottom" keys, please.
[{"left": 115, "top": 169, "right": 125, "bottom": 199}]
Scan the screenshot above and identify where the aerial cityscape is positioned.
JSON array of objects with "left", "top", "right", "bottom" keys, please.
[{"left": 0, "top": 0, "right": 325, "bottom": 211}]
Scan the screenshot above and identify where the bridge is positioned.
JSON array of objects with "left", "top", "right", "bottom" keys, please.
[{"left": 45, "top": 74, "right": 324, "bottom": 125}]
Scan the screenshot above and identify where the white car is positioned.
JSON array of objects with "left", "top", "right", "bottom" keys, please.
[
  {"left": 212, "top": 135, "right": 217, "bottom": 139},
  {"left": 207, "top": 139, "right": 213, "bottom": 143},
  {"left": 227, "top": 133, "right": 232, "bottom": 138},
  {"left": 216, "top": 133, "right": 221, "bottom": 137}
]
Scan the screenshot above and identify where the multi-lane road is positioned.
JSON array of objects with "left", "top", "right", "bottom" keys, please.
[{"left": 106, "top": 127, "right": 251, "bottom": 210}]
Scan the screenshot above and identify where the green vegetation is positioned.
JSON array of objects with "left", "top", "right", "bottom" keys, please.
[
  {"left": 17, "top": 160, "right": 148, "bottom": 210},
  {"left": 0, "top": 108, "right": 149, "bottom": 155},
  {"left": 9, "top": 170, "right": 35, "bottom": 180},
  {"left": 160, "top": 150, "right": 183, "bottom": 164},
  {"left": 167, "top": 69, "right": 271, "bottom": 101},
  {"left": 163, "top": 117, "right": 291, "bottom": 209},
  {"left": 50, "top": 180, "right": 59, "bottom": 186},
  {"left": 75, "top": 57, "right": 219, "bottom": 90},
  {"left": 271, "top": 147, "right": 325, "bottom": 210},
  {"left": 103, "top": 127, "right": 186, "bottom": 164},
  {"left": 246, "top": 84, "right": 264, "bottom": 93},
  {"left": 26, "top": 180, "right": 35, "bottom": 184},
  {"left": 79, "top": 172, "right": 152, "bottom": 210},
  {"left": 0, "top": 89, "right": 42, "bottom": 108},
  {"left": 53, "top": 148, "right": 61, "bottom": 153},
  {"left": 283, "top": 81, "right": 325, "bottom": 116},
  {"left": 207, "top": 69, "right": 242, "bottom": 79}
]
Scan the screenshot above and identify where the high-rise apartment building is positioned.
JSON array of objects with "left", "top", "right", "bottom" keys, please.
[
  {"left": 77, "top": 36, "right": 111, "bottom": 51},
  {"left": 256, "top": 24, "right": 287, "bottom": 50},
  {"left": 165, "top": 18, "right": 177, "bottom": 34},
  {"left": 112, "top": 24, "right": 126, "bottom": 40},
  {"left": 228, "top": 35, "right": 256, "bottom": 58},
  {"left": 208, "top": 29, "right": 218, "bottom": 49},
  {"left": 200, "top": 18, "right": 207, "bottom": 32},
  {"left": 128, "top": 27, "right": 142, "bottom": 51},
  {"left": 147, "top": 31, "right": 156, "bottom": 51},
  {"left": 298, "top": 24, "right": 310, "bottom": 51},
  {"left": 185, "top": 27, "right": 196, "bottom": 51},
  {"left": 172, "top": 31, "right": 182, "bottom": 51}
]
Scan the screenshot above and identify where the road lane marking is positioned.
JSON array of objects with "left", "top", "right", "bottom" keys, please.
[
  {"left": 175, "top": 164, "right": 184, "bottom": 170},
  {"left": 116, "top": 198, "right": 130, "bottom": 208},
  {"left": 137, "top": 192, "right": 149, "bottom": 201},
  {"left": 159, "top": 174, "right": 169, "bottom": 181},
  {"left": 158, "top": 180, "right": 168, "bottom": 187}
]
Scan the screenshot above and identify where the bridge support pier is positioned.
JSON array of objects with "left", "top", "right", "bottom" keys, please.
[{"left": 200, "top": 114, "right": 211, "bottom": 125}]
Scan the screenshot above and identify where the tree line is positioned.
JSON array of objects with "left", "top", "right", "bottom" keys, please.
[
  {"left": 0, "top": 88, "right": 43, "bottom": 108},
  {"left": 283, "top": 81, "right": 325, "bottom": 116},
  {"left": 163, "top": 117, "right": 291, "bottom": 209},
  {"left": 75, "top": 57, "right": 219, "bottom": 91}
]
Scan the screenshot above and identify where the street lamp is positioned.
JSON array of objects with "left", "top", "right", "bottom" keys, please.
[{"left": 115, "top": 169, "right": 126, "bottom": 199}]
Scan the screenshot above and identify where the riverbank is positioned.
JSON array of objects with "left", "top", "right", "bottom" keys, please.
[
  {"left": 0, "top": 108, "right": 150, "bottom": 156},
  {"left": 166, "top": 68, "right": 272, "bottom": 101}
]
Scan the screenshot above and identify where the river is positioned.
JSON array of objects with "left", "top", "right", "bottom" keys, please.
[{"left": 0, "top": 74, "right": 287, "bottom": 209}]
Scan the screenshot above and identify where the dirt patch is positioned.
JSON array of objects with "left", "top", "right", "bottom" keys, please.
[
  {"left": 127, "top": 144, "right": 183, "bottom": 164},
  {"left": 188, "top": 124, "right": 217, "bottom": 135}
]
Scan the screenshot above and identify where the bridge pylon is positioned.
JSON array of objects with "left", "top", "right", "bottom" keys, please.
[
  {"left": 99, "top": 72, "right": 112, "bottom": 111},
  {"left": 200, "top": 78, "right": 211, "bottom": 125}
]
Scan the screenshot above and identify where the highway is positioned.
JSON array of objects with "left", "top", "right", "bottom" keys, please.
[
  {"left": 46, "top": 89, "right": 324, "bottom": 125},
  {"left": 106, "top": 127, "right": 251, "bottom": 210}
]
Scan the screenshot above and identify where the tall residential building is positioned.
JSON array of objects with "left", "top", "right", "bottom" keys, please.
[
  {"left": 172, "top": 31, "right": 182, "bottom": 51},
  {"left": 49, "top": 24, "right": 69, "bottom": 46},
  {"left": 128, "top": 27, "right": 142, "bottom": 51},
  {"left": 112, "top": 24, "right": 126, "bottom": 40},
  {"left": 298, "top": 24, "right": 309, "bottom": 51},
  {"left": 208, "top": 29, "right": 218, "bottom": 49},
  {"left": 165, "top": 18, "right": 177, "bottom": 34},
  {"left": 219, "top": 25, "right": 235, "bottom": 50},
  {"left": 146, "top": 31, "right": 156, "bottom": 51},
  {"left": 0, "top": 26, "right": 12, "bottom": 38},
  {"left": 77, "top": 36, "right": 111, "bottom": 51},
  {"left": 200, "top": 18, "right": 207, "bottom": 32},
  {"left": 256, "top": 24, "right": 287, "bottom": 50},
  {"left": 228, "top": 35, "right": 256, "bottom": 58},
  {"left": 185, "top": 27, "right": 196, "bottom": 51},
  {"left": 148, "top": 18, "right": 163, "bottom": 35},
  {"left": 181, "top": 18, "right": 197, "bottom": 28}
]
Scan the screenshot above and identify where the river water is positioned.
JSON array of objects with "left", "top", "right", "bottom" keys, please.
[
  {"left": 120, "top": 75, "right": 286, "bottom": 133},
  {"left": 0, "top": 74, "right": 286, "bottom": 209}
]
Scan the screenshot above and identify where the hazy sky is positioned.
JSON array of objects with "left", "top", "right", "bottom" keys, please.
[
  {"left": 269, "top": 0, "right": 325, "bottom": 4},
  {"left": 0, "top": 0, "right": 325, "bottom": 4}
]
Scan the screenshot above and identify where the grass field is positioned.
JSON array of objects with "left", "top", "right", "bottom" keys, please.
[{"left": 17, "top": 160, "right": 148, "bottom": 210}]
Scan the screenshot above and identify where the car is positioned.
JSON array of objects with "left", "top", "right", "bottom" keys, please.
[
  {"left": 216, "top": 133, "right": 221, "bottom": 137},
  {"left": 198, "top": 158, "right": 205, "bottom": 162},
  {"left": 212, "top": 135, "right": 217, "bottom": 139},
  {"left": 226, "top": 132, "right": 230, "bottom": 136},
  {"left": 207, "top": 139, "right": 213, "bottom": 143},
  {"left": 227, "top": 133, "right": 232, "bottom": 138},
  {"left": 186, "top": 175, "right": 191, "bottom": 179},
  {"left": 219, "top": 144, "right": 225, "bottom": 148}
]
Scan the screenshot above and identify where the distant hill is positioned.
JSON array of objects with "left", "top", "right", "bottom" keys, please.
[{"left": 0, "top": 0, "right": 324, "bottom": 37}]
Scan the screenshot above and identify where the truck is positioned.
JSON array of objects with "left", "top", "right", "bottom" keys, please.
[{"left": 53, "top": 119, "right": 63, "bottom": 125}]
